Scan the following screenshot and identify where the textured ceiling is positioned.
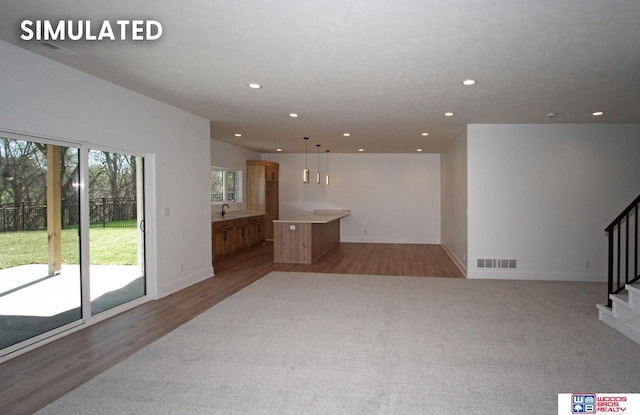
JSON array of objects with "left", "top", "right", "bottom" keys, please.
[{"left": 1, "top": 0, "right": 639, "bottom": 153}]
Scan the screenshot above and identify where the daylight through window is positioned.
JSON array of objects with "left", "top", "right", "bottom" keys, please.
[{"left": 210, "top": 167, "right": 239, "bottom": 203}]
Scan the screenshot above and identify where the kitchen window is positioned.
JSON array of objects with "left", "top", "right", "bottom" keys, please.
[{"left": 210, "top": 167, "right": 241, "bottom": 203}]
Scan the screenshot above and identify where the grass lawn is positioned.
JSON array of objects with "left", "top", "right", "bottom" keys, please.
[{"left": 0, "top": 227, "right": 139, "bottom": 269}]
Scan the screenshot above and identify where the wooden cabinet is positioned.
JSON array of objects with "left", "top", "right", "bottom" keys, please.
[
  {"left": 234, "top": 218, "right": 250, "bottom": 250},
  {"left": 248, "top": 215, "right": 266, "bottom": 246},
  {"left": 265, "top": 165, "right": 278, "bottom": 182},
  {"left": 246, "top": 160, "right": 279, "bottom": 240},
  {"left": 212, "top": 220, "right": 235, "bottom": 258},
  {"left": 212, "top": 214, "right": 266, "bottom": 260}
]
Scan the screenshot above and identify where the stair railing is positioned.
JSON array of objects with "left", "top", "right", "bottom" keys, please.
[{"left": 605, "top": 194, "right": 640, "bottom": 307}]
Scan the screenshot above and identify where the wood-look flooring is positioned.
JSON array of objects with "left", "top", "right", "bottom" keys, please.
[{"left": 0, "top": 242, "right": 462, "bottom": 415}]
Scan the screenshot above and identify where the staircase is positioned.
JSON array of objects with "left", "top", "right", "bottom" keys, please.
[
  {"left": 597, "top": 194, "right": 640, "bottom": 344},
  {"left": 597, "top": 284, "right": 640, "bottom": 344}
]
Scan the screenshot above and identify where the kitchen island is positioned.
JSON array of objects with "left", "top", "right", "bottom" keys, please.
[{"left": 273, "top": 209, "right": 350, "bottom": 264}]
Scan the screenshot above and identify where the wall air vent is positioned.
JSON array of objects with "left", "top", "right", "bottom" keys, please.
[
  {"left": 39, "top": 41, "right": 79, "bottom": 56},
  {"left": 477, "top": 258, "right": 517, "bottom": 269}
]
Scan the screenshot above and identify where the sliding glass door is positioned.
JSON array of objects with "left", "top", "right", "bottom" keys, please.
[
  {"left": 0, "top": 138, "right": 82, "bottom": 352},
  {"left": 0, "top": 134, "right": 148, "bottom": 356},
  {"left": 88, "top": 150, "right": 145, "bottom": 315}
]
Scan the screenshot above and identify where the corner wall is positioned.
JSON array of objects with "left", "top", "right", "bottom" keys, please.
[
  {"left": 467, "top": 124, "right": 640, "bottom": 281},
  {"left": 440, "top": 129, "right": 468, "bottom": 275}
]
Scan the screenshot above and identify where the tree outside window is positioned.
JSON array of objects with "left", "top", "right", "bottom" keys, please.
[
  {"left": 211, "top": 167, "right": 239, "bottom": 203},
  {"left": 226, "top": 171, "right": 236, "bottom": 201}
]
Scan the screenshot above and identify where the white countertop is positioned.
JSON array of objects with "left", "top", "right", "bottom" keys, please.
[
  {"left": 273, "top": 209, "right": 351, "bottom": 224},
  {"left": 211, "top": 211, "right": 264, "bottom": 223}
]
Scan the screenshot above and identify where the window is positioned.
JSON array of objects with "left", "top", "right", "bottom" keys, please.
[{"left": 211, "top": 167, "right": 241, "bottom": 203}]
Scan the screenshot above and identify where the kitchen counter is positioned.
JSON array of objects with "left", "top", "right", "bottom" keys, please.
[
  {"left": 211, "top": 211, "right": 264, "bottom": 223},
  {"left": 273, "top": 209, "right": 351, "bottom": 224},
  {"left": 273, "top": 209, "right": 350, "bottom": 264}
]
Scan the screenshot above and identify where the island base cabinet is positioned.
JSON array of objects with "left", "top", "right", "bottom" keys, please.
[
  {"left": 274, "top": 222, "right": 311, "bottom": 264},
  {"left": 274, "top": 220, "right": 340, "bottom": 264}
]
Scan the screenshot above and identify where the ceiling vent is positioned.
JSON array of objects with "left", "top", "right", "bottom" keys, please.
[{"left": 39, "top": 41, "right": 79, "bottom": 56}]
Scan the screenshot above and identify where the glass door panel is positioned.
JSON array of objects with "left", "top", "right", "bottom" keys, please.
[
  {"left": 87, "top": 150, "right": 145, "bottom": 315},
  {"left": 0, "top": 138, "right": 81, "bottom": 352}
]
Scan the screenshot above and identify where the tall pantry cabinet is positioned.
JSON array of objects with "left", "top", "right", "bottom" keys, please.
[{"left": 246, "top": 160, "right": 279, "bottom": 240}]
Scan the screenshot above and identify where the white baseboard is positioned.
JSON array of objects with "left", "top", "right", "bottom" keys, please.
[
  {"left": 441, "top": 243, "right": 467, "bottom": 277},
  {"left": 158, "top": 267, "right": 214, "bottom": 298},
  {"left": 467, "top": 269, "right": 607, "bottom": 282}
]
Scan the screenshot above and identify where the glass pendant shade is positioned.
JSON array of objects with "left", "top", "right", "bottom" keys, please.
[
  {"left": 316, "top": 144, "right": 321, "bottom": 184},
  {"left": 325, "top": 150, "right": 330, "bottom": 185},
  {"left": 303, "top": 137, "right": 309, "bottom": 183}
]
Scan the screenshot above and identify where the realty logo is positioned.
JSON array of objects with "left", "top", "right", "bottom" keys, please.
[{"left": 572, "top": 393, "right": 596, "bottom": 414}]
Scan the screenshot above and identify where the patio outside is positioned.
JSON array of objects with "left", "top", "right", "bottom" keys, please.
[{"left": 1, "top": 137, "right": 146, "bottom": 354}]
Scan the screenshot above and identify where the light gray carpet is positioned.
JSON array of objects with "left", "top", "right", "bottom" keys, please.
[{"left": 37, "top": 272, "right": 640, "bottom": 414}]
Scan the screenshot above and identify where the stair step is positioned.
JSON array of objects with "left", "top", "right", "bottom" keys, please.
[
  {"left": 610, "top": 293, "right": 633, "bottom": 309},
  {"left": 596, "top": 303, "right": 615, "bottom": 318},
  {"left": 627, "top": 284, "right": 640, "bottom": 297},
  {"left": 599, "top": 286, "right": 640, "bottom": 338}
]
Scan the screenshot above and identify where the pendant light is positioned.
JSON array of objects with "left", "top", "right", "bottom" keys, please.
[
  {"left": 325, "top": 150, "right": 330, "bottom": 185},
  {"left": 316, "top": 144, "right": 321, "bottom": 184},
  {"left": 303, "top": 137, "right": 309, "bottom": 183}
]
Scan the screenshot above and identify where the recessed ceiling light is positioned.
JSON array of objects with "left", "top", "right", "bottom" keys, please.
[
  {"left": 247, "top": 83, "right": 262, "bottom": 89},
  {"left": 592, "top": 111, "right": 604, "bottom": 116},
  {"left": 462, "top": 79, "right": 476, "bottom": 86},
  {"left": 358, "top": 148, "right": 364, "bottom": 152},
  {"left": 417, "top": 148, "right": 423, "bottom": 152},
  {"left": 276, "top": 148, "right": 282, "bottom": 152},
  {"left": 343, "top": 133, "right": 351, "bottom": 137},
  {"left": 421, "top": 132, "right": 429, "bottom": 136},
  {"left": 289, "top": 113, "right": 299, "bottom": 118},
  {"left": 234, "top": 133, "right": 242, "bottom": 137},
  {"left": 445, "top": 112, "right": 454, "bottom": 117}
]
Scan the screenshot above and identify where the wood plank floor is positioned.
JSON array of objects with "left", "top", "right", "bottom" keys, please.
[{"left": 0, "top": 242, "right": 462, "bottom": 415}]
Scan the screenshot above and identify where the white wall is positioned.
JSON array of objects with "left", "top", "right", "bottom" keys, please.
[
  {"left": 467, "top": 124, "right": 640, "bottom": 281},
  {"left": 266, "top": 152, "right": 441, "bottom": 244},
  {"left": 0, "top": 40, "right": 213, "bottom": 298},
  {"left": 440, "top": 130, "right": 468, "bottom": 274},
  {"left": 210, "top": 139, "right": 261, "bottom": 216}
]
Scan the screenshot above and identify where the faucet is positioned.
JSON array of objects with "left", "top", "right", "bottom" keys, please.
[{"left": 221, "top": 204, "right": 230, "bottom": 217}]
